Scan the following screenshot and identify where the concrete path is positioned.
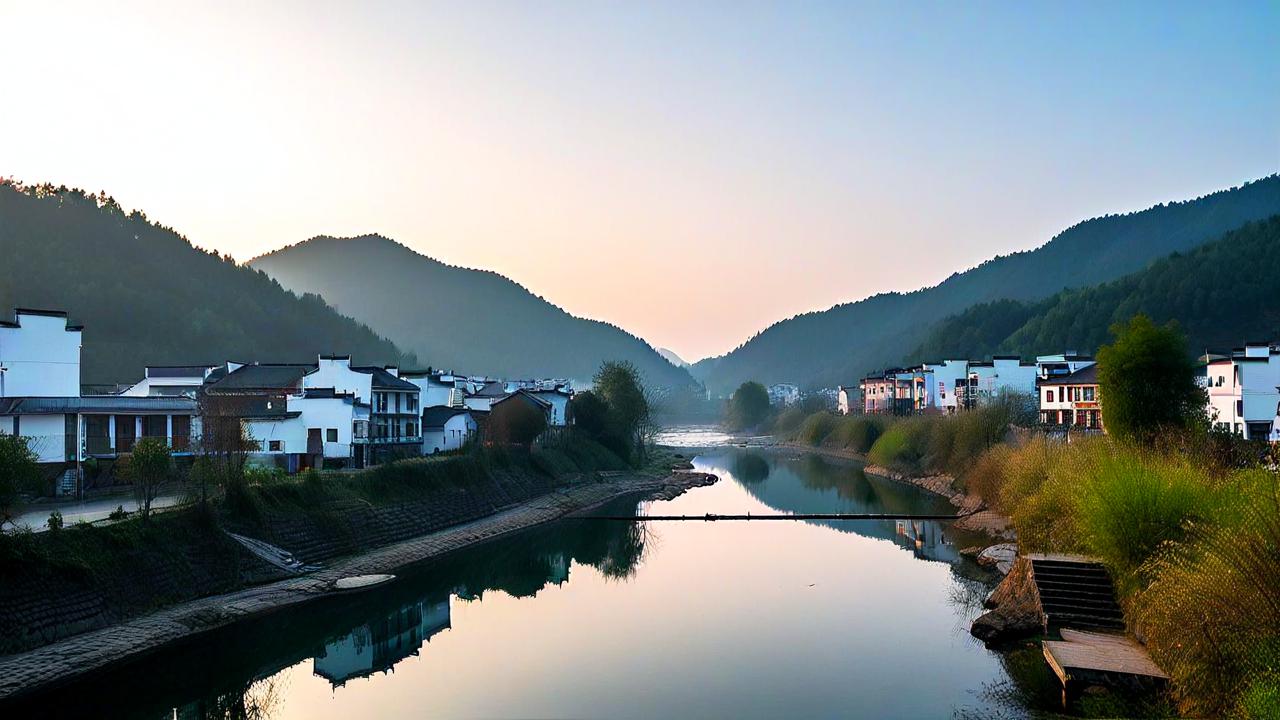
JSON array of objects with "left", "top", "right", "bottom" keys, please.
[
  {"left": 9, "top": 491, "right": 187, "bottom": 532},
  {"left": 0, "top": 473, "right": 715, "bottom": 701}
]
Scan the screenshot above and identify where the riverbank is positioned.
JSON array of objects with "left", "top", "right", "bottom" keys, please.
[
  {"left": 0, "top": 470, "right": 716, "bottom": 702},
  {"left": 774, "top": 441, "right": 1014, "bottom": 540}
]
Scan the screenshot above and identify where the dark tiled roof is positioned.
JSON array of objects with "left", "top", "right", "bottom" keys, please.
[
  {"left": 205, "top": 364, "right": 313, "bottom": 392},
  {"left": 472, "top": 380, "right": 509, "bottom": 398},
  {"left": 1038, "top": 364, "right": 1099, "bottom": 386},
  {"left": 0, "top": 396, "right": 197, "bottom": 415},
  {"left": 352, "top": 366, "right": 419, "bottom": 391},
  {"left": 302, "top": 388, "right": 358, "bottom": 401},
  {"left": 492, "top": 390, "right": 551, "bottom": 410},
  {"left": 422, "top": 406, "right": 470, "bottom": 429},
  {"left": 147, "top": 365, "right": 215, "bottom": 378}
]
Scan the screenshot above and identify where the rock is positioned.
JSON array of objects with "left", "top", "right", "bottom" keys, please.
[
  {"left": 970, "top": 556, "right": 1043, "bottom": 643},
  {"left": 977, "top": 543, "right": 1018, "bottom": 574},
  {"left": 959, "top": 546, "right": 983, "bottom": 559}
]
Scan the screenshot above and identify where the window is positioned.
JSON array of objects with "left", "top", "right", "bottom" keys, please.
[
  {"left": 268, "top": 440, "right": 282, "bottom": 452},
  {"left": 407, "top": 422, "right": 416, "bottom": 437},
  {"left": 407, "top": 395, "right": 417, "bottom": 412},
  {"left": 1046, "top": 389, "right": 1055, "bottom": 403},
  {"left": 326, "top": 428, "right": 338, "bottom": 443},
  {"left": 1083, "top": 387, "right": 1095, "bottom": 401}
]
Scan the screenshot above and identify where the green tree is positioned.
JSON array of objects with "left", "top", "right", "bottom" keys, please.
[
  {"left": 127, "top": 437, "right": 173, "bottom": 521},
  {"left": 1097, "top": 315, "right": 1205, "bottom": 444},
  {"left": 726, "top": 381, "right": 770, "bottom": 431},
  {"left": 592, "top": 361, "right": 652, "bottom": 463},
  {"left": 0, "top": 434, "right": 41, "bottom": 529}
]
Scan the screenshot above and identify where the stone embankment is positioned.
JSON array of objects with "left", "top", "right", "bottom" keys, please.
[{"left": 0, "top": 471, "right": 716, "bottom": 702}]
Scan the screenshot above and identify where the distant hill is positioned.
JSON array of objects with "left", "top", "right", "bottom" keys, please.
[
  {"left": 910, "top": 216, "right": 1280, "bottom": 361},
  {"left": 0, "top": 182, "right": 414, "bottom": 385},
  {"left": 250, "top": 236, "right": 695, "bottom": 388},
  {"left": 692, "top": 175, "right": 1280, "bottom": 393},
  {"left": 657, "top": 348, "right": 689, "bottom": 368}
]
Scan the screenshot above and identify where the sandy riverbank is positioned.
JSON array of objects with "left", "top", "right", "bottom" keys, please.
[{"left": 0, "top": 471, "right": 716, "bottom": 702}]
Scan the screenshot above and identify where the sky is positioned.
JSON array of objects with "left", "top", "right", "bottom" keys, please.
[{"left": 1, "top": 1, "right": 1277, "bottom": 362}]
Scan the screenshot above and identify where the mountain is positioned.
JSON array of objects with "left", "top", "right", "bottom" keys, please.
[
  {"left": 909, "top": 216, "right": 1280, "bottom": 361},
  {"left": 249, "top": 236, "right": 695, "bottom": 388},
  {"left": 692, "top": 175, "right": 1280, "bottom": 394},
  {"left": 0, "top": 182, "right": 413, "bottom": 385},
  {"left": 657, "top": 348, "right": 689, "bottom": 368}
]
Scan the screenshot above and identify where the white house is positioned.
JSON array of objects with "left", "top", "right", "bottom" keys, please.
[
  {"left": 0, "top": 309, "right": 197, "bottom": 491},
  {"left": 1205, "top": 342, "right": 1280, "bottom": 440},
  {"left": 403, "top": 370, "right": 466, "bottom": 409},
  {"left": 242, "top": 388, "right": 370, "bottom": 471},
  {"left": 959, "top": 356, "right": 1038, "bottom": 409},
  {"left": 1038, "top": 363, "right": 1102, "bottom": 430},
  {"left": 526, "top": 387, "right": 572, "bottom": 426},
  {"left": 921, "top": 360, "right": 970, "bottom": 413},
  {"left": 121, "top": 364, "right": 220, "bottom": 397},
  {"left": 464, "top": 380, "right": 509, "bottom": 412},
  {"left": 767, "top": 383, "right": 801, "bottom": 407},
  {"left": 422, "top": 406, "right": 476, "bottom": 454}
]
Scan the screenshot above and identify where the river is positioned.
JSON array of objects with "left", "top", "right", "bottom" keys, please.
[{"left": 26, "top": 429, "right": 1068, "bottom": 719}]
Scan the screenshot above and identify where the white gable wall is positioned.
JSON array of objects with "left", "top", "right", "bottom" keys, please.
[{"left": 0, "top": 313, "right": 81, "bottom": 397}]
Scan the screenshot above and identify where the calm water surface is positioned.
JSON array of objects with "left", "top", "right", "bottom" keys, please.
[{"left": 32, "top": 430, "right": 1067, "bottom": 719}]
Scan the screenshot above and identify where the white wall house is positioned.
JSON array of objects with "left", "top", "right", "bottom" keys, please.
[
  {"left": 0, "top": 309, "right": 197, "bottom": 476},
  {"left": 527, "top": 389, "right": 572, "bottom": 426},
  {"left": 403, "top": 370, "right": 467, "bottom": 409},
  {"left": 767, "top": 383, "right": 801, "bottom": 407},
  {"left": 244, "top": 388, "right": 370, "bottom": 469},
  {"left": 121, "top": 365, "right": 219, "bottom": 397},
  {"left": 960, "top": 357, "right": 1038, "bottom": 408},
  {"left": 921, "top": 360, "right": 969, "bottom": 413},
  {"left": 1206, "top": 342, "right": 1280, "bottom": 440},
  {"left": 0, "top": 308, "right": 82, "bottom": 398},
  {"left": 422, "top": 407, "right": 476, "bottom": 454},
  {"left": 1038, "top": 364, "right": 1102, "bottom": 430}
]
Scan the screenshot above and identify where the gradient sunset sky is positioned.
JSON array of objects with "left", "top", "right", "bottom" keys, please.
[{"left": 2, "top": 1, "right": 1276, "bottom": 361}]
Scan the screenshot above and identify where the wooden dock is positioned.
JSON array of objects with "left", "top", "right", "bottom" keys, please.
[{"left": 1043, "top": 628, "right": 1169, "bottom": 705}]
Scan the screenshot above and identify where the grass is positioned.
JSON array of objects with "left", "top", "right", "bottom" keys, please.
[{"left": 961, "top": 430, "right": 1279, "bottom": 717}]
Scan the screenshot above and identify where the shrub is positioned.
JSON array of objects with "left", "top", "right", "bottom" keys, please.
[
  {"left": 108, "top": 505, "right": 129, "bottom": 521},
  {"left": 796, "top": 412, "right": 836, "bottom": 446},
  {"left": 772, "top": 406, "right": 807, "bottom": 436},
  {"left": 1076, "top": 451, "right": 1217, "bottom": 584},
  {"left": 46, "top": 510, "right": 63, "bottom": 531},
  {"left": 1134, "top": 470, "right": 1280, "bottom": 717},
  {"left": 867, "top": 417, "right": 932, "bottom": 474},
  {"left": 824, "top": 416, "right": 886, "bottom": 454}
]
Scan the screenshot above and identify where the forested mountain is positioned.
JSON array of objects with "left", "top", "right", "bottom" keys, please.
[
  {"left": 250, "top": 236, "right": 694, "bottom": 387},
  {"left": 0, "top": 182, "right": 413, "bottom": 384},
  {"left": 692, "top": 176, "right": 1280, "bottom": 393},
  {"left": 910, "top": 216, "right": 1280, "bottom": 362}
]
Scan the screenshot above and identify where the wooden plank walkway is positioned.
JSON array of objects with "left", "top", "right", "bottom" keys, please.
[{"left": 1043, "top": 626, "right": 1168, "bottom": 705}]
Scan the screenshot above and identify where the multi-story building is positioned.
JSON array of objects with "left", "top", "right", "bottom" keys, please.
[
  {"left": 1037, "top": 364, "right": 1102, "bottom": 430},
  {"left": 1205, "top": 342, "right": 1280, "bottom": 440}
]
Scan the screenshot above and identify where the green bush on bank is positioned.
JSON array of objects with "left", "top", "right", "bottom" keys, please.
[{"left": 796, "top": 412, "right": 837, "bottom": 446}]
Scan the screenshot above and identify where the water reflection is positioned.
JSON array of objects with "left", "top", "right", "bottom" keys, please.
[
  {"left": 695, "top": 448, "right": 963, "bottom": 563},
  {"left": 13, "top": 448, "right": 1057, "bottom": 720}
]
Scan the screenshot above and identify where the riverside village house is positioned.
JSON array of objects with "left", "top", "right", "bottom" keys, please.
[{"left": 0, "top": 307, "right": 570, "bottom": 497}]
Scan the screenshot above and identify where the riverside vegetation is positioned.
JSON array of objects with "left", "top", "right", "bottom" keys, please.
[{"left": 747, "top": 317, "right": 1279, "bottom": 718}]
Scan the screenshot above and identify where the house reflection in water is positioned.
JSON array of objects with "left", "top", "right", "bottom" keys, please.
[
  {"left": 313, "top": 595, "right": 452, "bottom": 687},
  {"left": 894, "top": 519, "right": 958, "bottom": 563}
]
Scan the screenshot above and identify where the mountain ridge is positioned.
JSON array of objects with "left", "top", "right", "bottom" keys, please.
[
  {"left": 250, "top": 235, "right": 695, "bottom": 387},
  {"left": 692, "top": 175, "right": 1280, "bottom": 393},
  {"left": 0, "top": 182, "right": 414, "bottom": 385}
]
